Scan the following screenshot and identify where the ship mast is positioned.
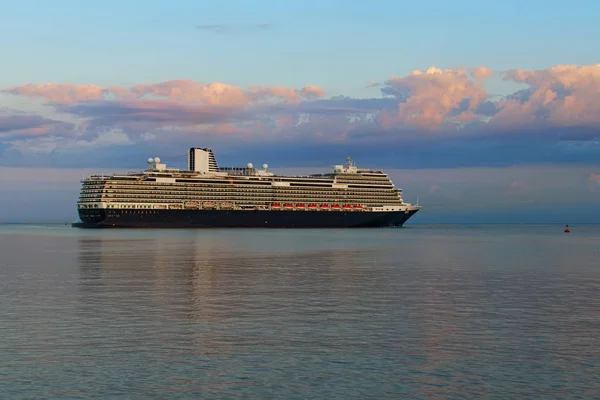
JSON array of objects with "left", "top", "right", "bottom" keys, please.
[{"left": 345, "top": 156, "right": 355, "bottom": 169}]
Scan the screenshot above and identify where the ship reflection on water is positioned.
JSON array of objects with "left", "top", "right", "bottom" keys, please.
[
  {"left": 75, "top": 231, "right": 379, "bottom": 359},
  {"left": 8, "top": 226, "right": 587, "bottom": 398}
]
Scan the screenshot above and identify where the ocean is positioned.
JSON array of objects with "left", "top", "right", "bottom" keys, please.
[{"left": 1, "top": 224, "right": 599, "bottom": 399}]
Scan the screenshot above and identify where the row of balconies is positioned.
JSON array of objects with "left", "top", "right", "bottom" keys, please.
[
  {"left": 80, "top": 191, "right": 398, "bottom": 198},
  {"left": 79, "top": 194, "right": 402, "bottom": 202},
  {"left": 78, "top": 198, "right": 403, "bottom": 206},
  {"left": 85, "top": 179, "right": 394, "bottom": 189},
  {"left": 80, "top": 187, "right": 396, "bottom": 195},
  {"left": 90, "top": 184, "right": 395, "bottom": 191},
  {"left": 334, "top": 177, "right": 390, "bottom": 182}
]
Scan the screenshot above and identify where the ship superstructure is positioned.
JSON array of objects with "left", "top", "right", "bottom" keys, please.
[{"left": 74, "top": 147, "right": 421, "bottom": 228}]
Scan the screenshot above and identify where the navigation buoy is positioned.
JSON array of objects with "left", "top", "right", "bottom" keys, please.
[{"left": 564, "top": 224, "right": 570, "bottom": 233}]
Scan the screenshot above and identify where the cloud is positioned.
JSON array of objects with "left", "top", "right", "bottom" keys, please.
[
  {"left": 4, "top": 80, "right": 324, "bottom": 106},
  {"left": 377, "top": 66, "right": 488, "bottom": 130},
  {"left": 470, "top": 66, "right": 493, "bottom": 82},
  {"left": 0, "top": 112, "right": 75, "bottom": 140},
  {"left": 196, "top": 23, "right": 272, "bottom": 34},
  {"left": 500, "top": 64, "right": 600, "bottom": 128},
  {"left": 7, "top": 129, "right": 133, "bottom": 156},
  {"left": 3, "top": 63, "right": 600, "bottom": 168},
  {"left": 65, "top": 99, "right": 242, "bottom": 125},
  {"left": 3, "top": 84, "right": 106, "bottom": 105}
]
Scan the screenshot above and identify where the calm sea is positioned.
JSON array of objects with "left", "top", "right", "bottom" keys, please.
[{"left": 1, "top": 224, "right": 599, "bottom": 399}]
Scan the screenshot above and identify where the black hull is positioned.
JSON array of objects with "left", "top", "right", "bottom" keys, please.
[{"left": 74, "top": 209, "right": 419, "bottom": 228}]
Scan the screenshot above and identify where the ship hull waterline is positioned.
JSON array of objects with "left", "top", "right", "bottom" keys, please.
[{"left": 73, "top": 209, "right": 420, "bottom": 228}]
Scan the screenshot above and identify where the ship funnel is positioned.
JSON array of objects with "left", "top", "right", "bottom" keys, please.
[{"left": 188, "top": 147, "right": 219, "bottom": 173}]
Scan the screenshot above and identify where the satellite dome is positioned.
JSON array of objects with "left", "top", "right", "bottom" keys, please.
[
  {"left": 147, "top": 158, "right": 154, "bottom": 164},
  {"left": 247, "top": 163, "right": 253, "bottom": 169},
  {"left": 154, "top": 157, "right": 161, "bottom": 164},
  {"left": 263, "top": 164, "right": 268, "bottom": 170}
]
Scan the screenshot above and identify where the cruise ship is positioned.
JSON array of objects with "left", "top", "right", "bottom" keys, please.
[{"left": 73, "top": 147, "right": 421, "bottom": 228}]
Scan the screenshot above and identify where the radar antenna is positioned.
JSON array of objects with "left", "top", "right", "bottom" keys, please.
[{"left": 345, "top": 156, "right": 354, "bottom": 168}]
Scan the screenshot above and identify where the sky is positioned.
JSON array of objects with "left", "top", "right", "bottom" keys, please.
[{"left": 1, "top": 0, "right": 600, "bottom": 223}]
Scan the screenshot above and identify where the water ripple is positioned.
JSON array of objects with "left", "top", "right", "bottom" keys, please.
[{"left": 1, "top": 225, "right": 599, "bottom": 398}]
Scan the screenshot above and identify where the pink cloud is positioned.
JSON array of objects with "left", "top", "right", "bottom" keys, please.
[
  {"left": 377, "top": 66, "right": 488, "bottom": 130},
  {"left": 248, "top": 85, "right": 325, "bottom": 104},
  {"left": 8, "top": 126, "right": 51, "bottom": 138},
  {"left": 3, "top": 83, "right": 106, "bottom": 104},
  {"left": 3, "top": 80, "right": 325, "bottom": 107},
  {"left": 3, "top": 63, "right": 600, "bottom": 155},
  {"left": 131, "top": 81, "right": 249, "bottom": 105},
  {"left": 470, "top": 66, "right": 493, "bottom": 82},
  {"left": 298, "top": 85, "right": 325, "bottom": 99},
  {"left": 213, "top": 123, "right": 249, "bottom": 135},
  {"left": 502, "top": 64, "right": 600, "bottom": 127}
]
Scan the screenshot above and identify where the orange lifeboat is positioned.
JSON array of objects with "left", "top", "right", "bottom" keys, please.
[
  {"left": 296, "top": 203, "right": 306, "bottom": 209},
  {"left": 283, "top": 203, "right": 294, "bottom": 209},
  {"left": 308, "top": 204, "right": 318, "bottom": 210},
  {"left": 320, "top": 204, "right": 329, "bottom": 209},
  {"left": 342, "top": 205, "right": 353, "bottom": 210},
  {"left": 271, "top": 203, "right": 281, "bottom": 209},
  {"left": 354, "top": 205, "right": 363, "bottom": 209},
  {"left": 331, "top": 204, "right": 341, "bottom": 210}
]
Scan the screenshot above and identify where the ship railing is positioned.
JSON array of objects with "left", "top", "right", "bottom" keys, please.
[{"left": 218, "top": 167, "right": 258, "bottom": 176}]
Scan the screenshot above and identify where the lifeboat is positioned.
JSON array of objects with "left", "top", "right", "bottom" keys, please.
[
  {"left": 354, "top": 205, "right": 363, "bottom": 209},
  {"left": 320, "top": 204, "right": 329, "bottom": 209},
  {"left": 296, "top": 203, "right": 306, "bottom": 209},
  {"left": 220, "top": 201, "right": 234, "bottom": 209},
  {"left": 308, "top": 204, "right": 318, "bottom": 210},
  {"left": 271, "top": 203, "right": 281, "bottom": 209},
  {"left": 203, "top": 201, "right": 216, "bottom": 208},
  {"left": 342, "top": 205, "right": 353, "bottom": 210},
  {"left": 283, "top": 203, "right": 294, "bottom": 209},
  {"left": 331, "top": 204, "right": 341, "bottom": 210}
]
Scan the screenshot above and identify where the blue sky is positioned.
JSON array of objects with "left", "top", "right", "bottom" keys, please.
[
  {"left": 1, "top": 0, "right": 600, "bottom": 222},
  {"left": 1, "top": 0, "right": 599, "bottom": 93}
]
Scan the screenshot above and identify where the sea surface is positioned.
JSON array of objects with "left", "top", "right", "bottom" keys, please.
[{"left": 1, "top": 224, "right": 599, "bottom": 399}]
